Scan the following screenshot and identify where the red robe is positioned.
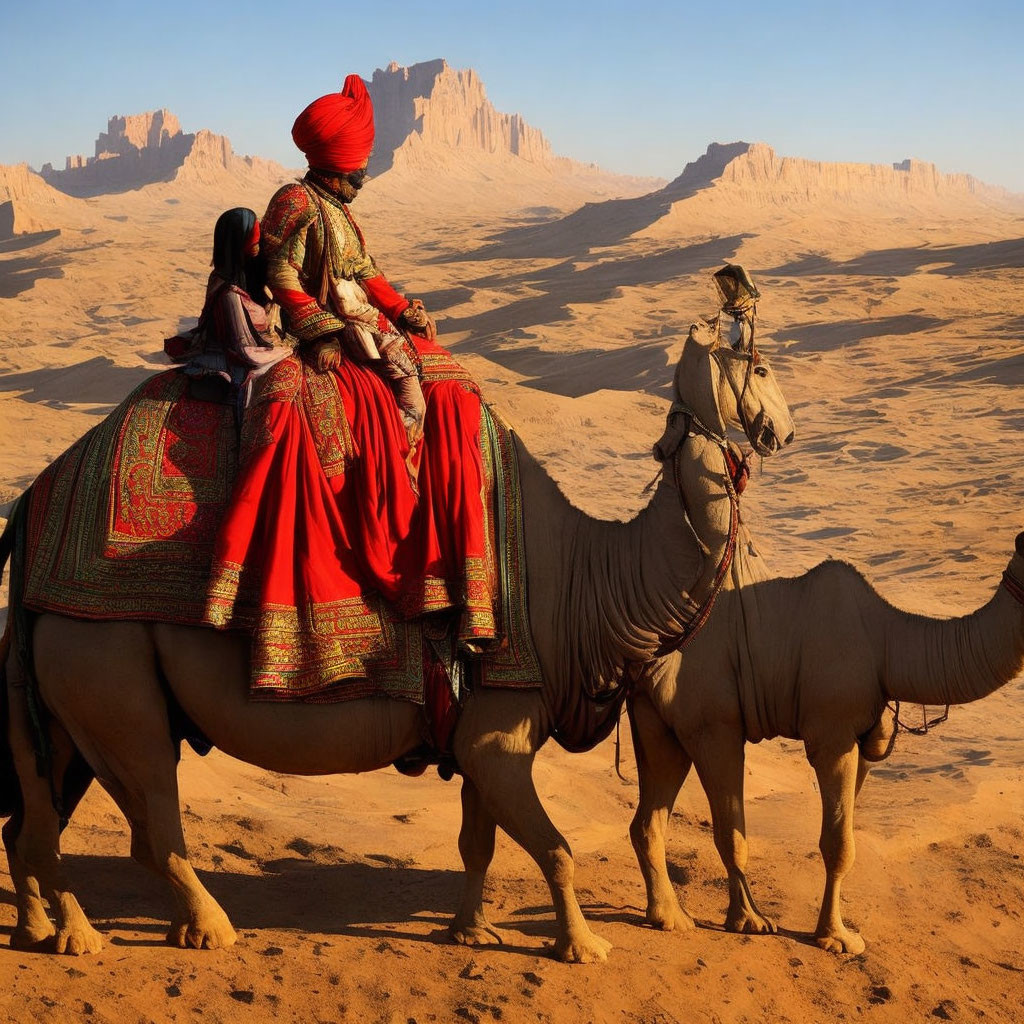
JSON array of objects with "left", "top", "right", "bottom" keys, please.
[{"left": 204, "top": 181, "right": 495, "bottom": 696}]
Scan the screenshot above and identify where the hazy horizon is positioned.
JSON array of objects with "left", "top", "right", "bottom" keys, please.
[{"left": 3, "top": 1, "right": 1022, "bottom": 193}]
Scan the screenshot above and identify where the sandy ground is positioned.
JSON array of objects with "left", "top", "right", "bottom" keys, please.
[{"left": 1, "top": 148, "right": 1023, "bottom": 1024}]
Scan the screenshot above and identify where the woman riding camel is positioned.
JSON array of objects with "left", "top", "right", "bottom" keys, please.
[
  {"left": 167, "top": 207, "right": 283, "bottom": 410},
  {"left": 203, "top": 75, "right": 499, "bottom": 697}
]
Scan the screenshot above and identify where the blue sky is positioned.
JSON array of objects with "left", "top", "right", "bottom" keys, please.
[{"left": 2, "top": 0, "right": 1022, "bottom": 190}]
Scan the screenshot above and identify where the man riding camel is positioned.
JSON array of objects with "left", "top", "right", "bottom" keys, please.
[
  {"left": 263, "top": 74, "right": 431, "bottom": 447},
  {"left": 205, "top": 74, "right": 501, "bottom": 696}
]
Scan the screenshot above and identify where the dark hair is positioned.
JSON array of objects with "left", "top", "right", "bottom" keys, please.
[{"left": 211, "top": 207, "right": 263, "bottom": 297}]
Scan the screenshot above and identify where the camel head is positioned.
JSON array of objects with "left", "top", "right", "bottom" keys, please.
[{"left": 665, "top": 319, "right": 795, "bottom": 458}]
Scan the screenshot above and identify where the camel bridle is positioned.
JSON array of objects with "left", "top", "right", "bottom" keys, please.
[
  {"left": 709, "top": 311, "right": 762, "bottom": 447},
  {"left": 711, "top": 348, "right": 757, "bottom": 445}
]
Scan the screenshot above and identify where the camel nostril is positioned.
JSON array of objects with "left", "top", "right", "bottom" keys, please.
[{"left": 785, "top": 430, "right": 795, "bottom": 445}]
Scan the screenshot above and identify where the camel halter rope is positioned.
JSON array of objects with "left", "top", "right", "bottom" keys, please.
[
  {"left": 883, "top": 564, "right": 1024, "bottom": 743},
  {"left": 616, "top": 384, "right": 745, "bottom": 779},
  {"left": 647, "top": 328, "right": 753, "bottom": 657},
  {"left": 710, "top": 310, "right": 760, "bottom": 445}
]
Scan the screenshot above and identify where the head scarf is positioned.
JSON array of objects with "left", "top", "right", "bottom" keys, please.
[{"left": 292, "top": 74, "right": 375, "bottom": 173}]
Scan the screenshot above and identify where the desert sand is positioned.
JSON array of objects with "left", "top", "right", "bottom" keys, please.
[{"left": 1, "top": 61, "right": 1023, "bottom": 1024}]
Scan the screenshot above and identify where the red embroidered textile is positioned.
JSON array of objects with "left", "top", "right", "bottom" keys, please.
[
  {"left": 22, "top": 371, "right": 236, "bottom": 623},
  {"left": 260, "top": 182, "right": 409, "bottom": 343},
  {"left": 361, "top": 271, "right": 411, "bottom": 326},
  {"left": 204, "top": 340, "right": 506, "bottom": 696},
  {"left": 19, "top": 356, "right": 543, "bottom": 715},
  {"left": 292, "top": 74, "right": 374, "bottom": 173}
]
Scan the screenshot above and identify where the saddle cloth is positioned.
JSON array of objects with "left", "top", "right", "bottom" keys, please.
[{"left": 21, "top": 365, "right": 543, "bottom": 709}]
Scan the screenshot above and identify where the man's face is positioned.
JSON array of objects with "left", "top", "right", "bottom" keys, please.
[
  {"left": 339, "top": 163, "right": 368, "bottom": 202},
  {"left": 313, "top": 162, "right": 369, "bottom": 202}
]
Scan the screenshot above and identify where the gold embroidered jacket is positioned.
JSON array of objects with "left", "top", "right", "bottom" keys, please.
[{"left": 261, "top": 178, "right": 410, "bottom": 343}]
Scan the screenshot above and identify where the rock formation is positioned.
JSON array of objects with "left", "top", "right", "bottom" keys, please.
[
  {"left": 465, "top": 139, "right": 1021, "bottom": 261},
  {"left": 368, "top": 60, "right": 580, "bottom": 175},
  {"left": 39, "top": 111, "right": 290, "bottom": 197},
  {"left": 0, "top": 164, "right": 80, "bottom": 238},
  {"left": 713, "top": 143, "right": 1006, "bottom": 205}
]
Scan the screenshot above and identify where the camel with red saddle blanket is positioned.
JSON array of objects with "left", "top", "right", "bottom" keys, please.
[{"left": 0, "top": 317, "right": 793, "bottom": 962}]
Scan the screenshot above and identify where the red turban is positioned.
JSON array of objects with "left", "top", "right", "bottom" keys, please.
[{"left": 292, "top": 74, "right": 375, "bottom": 173}]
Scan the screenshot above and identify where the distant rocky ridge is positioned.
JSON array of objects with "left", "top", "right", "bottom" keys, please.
[
  {"left": 466, "top": 140, "right": 1020, "bottom": 261},
  {"left": 715, "top": 143, "right": 1008, "bottom": 204},
  {"left": 0, "top": 163, "right": 82, "bottom": 239},
  {"left": 39, "top": 110, "right": 291, "bottom": 198}
]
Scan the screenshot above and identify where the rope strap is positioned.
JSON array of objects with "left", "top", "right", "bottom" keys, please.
[
  {"left": 886, "top": 699, "right": 949, "bottom": 737},
  {"left": 884, "top": 563, "right": 1023, "bottom": 743}
]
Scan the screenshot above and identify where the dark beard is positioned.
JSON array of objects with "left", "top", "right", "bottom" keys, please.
[
  {"left": 337, "top": 179, "right": 360, "bottom": 202},
  {"left": 308, "top": 168, "right": 363, "bottom": 202}
]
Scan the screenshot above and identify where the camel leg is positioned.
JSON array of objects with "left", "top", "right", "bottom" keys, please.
[
  {"left": 690, "top": 727, "right": 776, "bottom": 935},
  {"left": 855, "top": 756, "right": 871, "bottom": 800},
  {"left": 627, "top": 695, "right": 695, "bottom": 932},
  {"left": 455, "top": 693, "right": 612, "bottom": 963},
  {"left": 35, "top": 620, "right": 236, "bottom": 950},
  {"left": 449, "top": 775, "right": 508, "bottom": 946},
  {"left": 808, "top": 742, "right": 864, "bottom": 954},
  {"left": 4, "top": 674, "right": 103, "bottom": 954},
  {"left": 78, "top": 718, "right": 236, "bottom": 950}
]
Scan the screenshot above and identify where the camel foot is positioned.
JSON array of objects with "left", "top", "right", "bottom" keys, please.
[
  {"left": 814, "top": 927, "right": 864, "bottom": 955},
  {"left": 167, "top": 911, "right": 237, "bottom": 950},
  {"left": 646, "top": 901, "right": 696, "bottom": 933},
  {"left": 11, "top": 920, "right": 57, "bottom": 952},
  {"left": 449, "top": 919, "right": 507, "bottom": 947},
  {"left": 54, "top": 921, "right": 104, "bottom": 956},
  {"left": 726, "top": 909, "right": 777, "bottom": 935},
  {"left": 550, "top": 928, "right": 612, "bottom": 964}
]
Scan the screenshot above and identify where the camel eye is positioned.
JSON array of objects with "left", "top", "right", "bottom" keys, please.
[{"left": 754, "top": 365, "right": 768, "bottom": 377}]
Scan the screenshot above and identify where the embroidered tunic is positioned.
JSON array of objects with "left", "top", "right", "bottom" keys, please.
[{"left": 261, "top": 179, "right": 409, "bottom": 342}]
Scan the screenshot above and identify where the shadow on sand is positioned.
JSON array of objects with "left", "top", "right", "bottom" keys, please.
[
  {"left": 0, "top": 357, "right": 156, "bottom": 411},
  {"left": 765, "top": 237, "right": 1024, "bottom": 280},
  {"left": 0, "top": 855, "right": 559, "bottom": 957},
  {"left": 779, "top": 314, "right": 955, "bottom": 352},
  {"left": 0, "top": 252, "right": 66, "bottom": 299},
  {"left": 432, "top": 234, "right": 749, "bottom": 397},
  {"left": 436, "top": 142, "right": 752, "bottom": 262},
  {"left": 0, "top": 229, "right": 62, "bottom": 255}
]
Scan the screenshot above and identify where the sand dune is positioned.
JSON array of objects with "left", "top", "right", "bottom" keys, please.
[{"left": 1, "top": 96, "right": 1023, "bottom": 1024}]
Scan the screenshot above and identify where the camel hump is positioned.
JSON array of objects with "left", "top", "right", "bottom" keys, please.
[{"left": 1015, "top": 531, "right": 1024, "bottom": 557}]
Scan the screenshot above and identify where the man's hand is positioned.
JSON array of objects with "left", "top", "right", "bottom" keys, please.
[
  {"left": 312, "top": 335, "right": 342, "bottom": 371},
  {"left": 401, "top": 299, "right": 437, "bottom": 341}
]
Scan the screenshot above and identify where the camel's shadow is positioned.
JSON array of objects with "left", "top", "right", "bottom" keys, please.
[
  {"left": 0, "top": 854, "right": 554, "bottom": 957},
  {"left": 0, "top": 857, "right": 829, "bottom": 957}
]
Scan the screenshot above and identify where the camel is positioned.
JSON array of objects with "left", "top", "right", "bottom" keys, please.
[
  {"left": 0, "top": 319, "right": 794, "bottom": 962},
  {"left": 626, "top": 536, "right": 1024, "bottom": 954}
]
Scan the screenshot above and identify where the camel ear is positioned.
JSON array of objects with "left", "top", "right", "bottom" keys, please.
[{"left": 1016, "top": 532, "right": 1024, "bottom": 557}]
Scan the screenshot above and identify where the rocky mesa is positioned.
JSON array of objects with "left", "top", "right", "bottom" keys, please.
[
  {"left": 39, "top": 110, "right": 291, "bottom": 197},
  {"left": 368, "top": 59, "right": 554, "bottom": 173},
  {"left": 365, "top": 59, "right": 659, "bottom": 197}
]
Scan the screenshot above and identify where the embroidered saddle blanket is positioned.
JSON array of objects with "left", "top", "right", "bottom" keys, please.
[{"left": 21, "top": 363, "right": 543, "bottom": 710}]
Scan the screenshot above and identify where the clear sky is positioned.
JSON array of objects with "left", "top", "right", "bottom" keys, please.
[{"left": 2, "top": 0, "right": 1022, "bottom": 191}]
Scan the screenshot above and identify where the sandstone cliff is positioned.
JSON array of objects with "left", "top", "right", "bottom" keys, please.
[
  {"left": 368, "top": 59, "right": 554, "bottom": 173},
  {"left": 40, "top": 111, "right": 291, "bottom": 197},
  {"left": 0, "top": 163, "right": 85, "bottom": 237},
  {"left": 467, "top": 139, "right": 1021, "bottom": 261},
  {"left": 366, "top": 59, "right": 645, "bottom": 186},
  {"left": 711, "top": 143, "right": 1008, "bottom": 205}
]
